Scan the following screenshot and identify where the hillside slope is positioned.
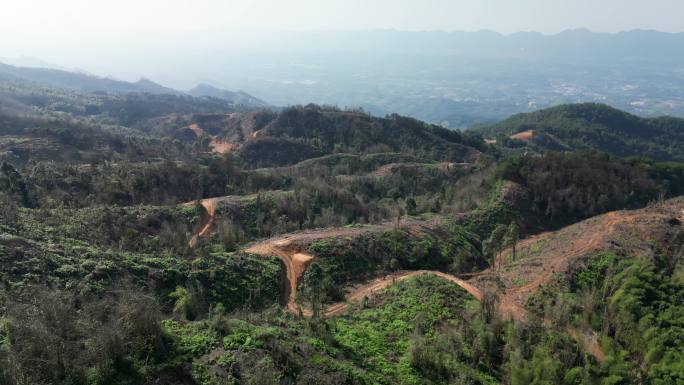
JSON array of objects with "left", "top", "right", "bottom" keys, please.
[
  {"left": 472, "top": 103, "right": 684, "bottom": 161},
  {"left": 474, "top": 197, "right": 683, "bottom": 317},
  {"left": 188, "top": 84, "right": 270, "bottom": 107},
  {"left": 174, "top": 105, "right": 483, "bottom": 167},
  {"left": 0, "top": 62, "right": 180, "bottom": 95},
  {"left": 2, "top": 71, "right": 684, "bottom": 385},
  {"left": 0, "top": 62, "right": 266, "bottom": 108},
  {"left": 150, "top": 105, "right": 484, "bottom": 167}
]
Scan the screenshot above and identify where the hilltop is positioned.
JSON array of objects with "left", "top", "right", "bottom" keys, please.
[
  {"left": 120, "top": 104, "right": 484, "bottom": 168},
  {"left": 182, "top": 105, "right": 483, "bottom": 167},
  {"left": 472, "top": 103, "right": 684, "bottom": 161}
]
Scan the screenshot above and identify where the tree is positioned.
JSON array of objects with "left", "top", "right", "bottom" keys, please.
[
  {"left": 169, "top": 283, "right": 207, "bottom": 320},
  {"left": 483, "top": 224, "right": 508, "bottom": 262},
  {"left": 0, "top": 162, "right": 29, "bottom": 206},
  {"left": 301, "top": 263, "right": 325, "bottom": 318},
  {"left": 0, "top": 192, "right": 19, "bottom": 225},
  {"left": 405, "top": 197, "right": 417, "bottom": 216},
  {"left": 504, "top": 222, "right": 520, "bottom": 260}
]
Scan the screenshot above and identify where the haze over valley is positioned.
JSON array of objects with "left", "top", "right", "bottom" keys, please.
[{"left": 4, "top": 28, "right": 684, "bottom": 128}]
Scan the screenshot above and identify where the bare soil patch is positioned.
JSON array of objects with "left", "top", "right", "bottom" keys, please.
[{"left": 510, "top": 129, "right": 535, "bottom": 142}]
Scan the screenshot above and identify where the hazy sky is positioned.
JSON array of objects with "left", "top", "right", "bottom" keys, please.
[
  {"left": 1, "top": 0, "right": 682, "bottom": 43},
  {"left": 1, "top": 0, "right": 682, "bottom": 75}
]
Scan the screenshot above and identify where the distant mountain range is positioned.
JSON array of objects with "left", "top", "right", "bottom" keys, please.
[
  {"left": 3, "top": 29, "right": 684, "bottom": 127},
  {"left": 0, "top": 61, "right": 268, "bottom": 108},
  {"left": 28, "top": 28, "right": 679, "bottom": 128},
  {"left": 188, "top": 84, "right": 269, "bottom": 108}
]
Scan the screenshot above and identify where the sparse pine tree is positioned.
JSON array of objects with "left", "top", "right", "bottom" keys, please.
[{"left": 504, "top": 222, "right": 520, "bottom": 260}]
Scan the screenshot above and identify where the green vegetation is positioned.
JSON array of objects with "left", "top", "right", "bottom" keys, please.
[
  {"left": 472, "top": 103, "right": 684, "bottom": 162},
  {"left": 251, "top": 105, "right": 482, "bottom": 166},
  {"left": 1, "top": 79, "right": 683, "bottom": 384},
  {"left": 529, "top": 252, "right": 684, "bottom": 384},
  {"left": 497, "top": 152, "right": 684, "bottom": 228},
  {"left": 155, "top": 276, "right": 526, "bottom": 385},
  {"left": 302, "top": 226, "right": 484, "bottom": 303}
]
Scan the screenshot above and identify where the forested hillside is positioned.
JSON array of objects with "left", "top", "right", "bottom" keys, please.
[
  {"left": 0, "top": 77, "right": 682, "bottom": 385},
  {"left": 472, "top": 103, "right": 684, "bottom": 161}
]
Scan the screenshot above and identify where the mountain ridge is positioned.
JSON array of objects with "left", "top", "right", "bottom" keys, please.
[
  {"left": 0, "top": 61, "right": 268, "bottom": 108},
  {"left": 471, "top": 102, "right": 684, "bottom": 161}
]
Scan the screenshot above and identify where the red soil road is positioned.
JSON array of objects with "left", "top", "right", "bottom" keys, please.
[
  {"left": 194, "top": 199, "right": 680, "bottom": 361},
  {"left": 244, "top": 226, "right": 381, "bottom": 312},
  {"left": 242, "top": 217, "right": 446, "bottom": 311},
  {"left": 238, "top": 208, "right": 636, "bottom": 321},
  {"left": 185, "top": 195, "right": 261, "bottom": 247},
  {"left": 254, "top": 204, "right": 682, "bottom": 361},
  {"left": 245, "top": 241, "right": 314, "bottom": 313},
  {"left": 186, "top": 123, "right": 236, "bottom": 155},
  {"left": 319, "top": 271, "right": 600, "bottom": 364},
  {"left": 472, "top": 202, "right": 683, "bottom": 361},
  {"left": 322, "top": 270, "right": 482, "bottom": 317},
  {"left": 315, "top": 267, "right": 606, "bottom": 362},
  {"left": 483, "top": 210, "right": 630, "bottom": 321},
  {"left": 241, "top": 221, "right": 481, "bottom": 318},
  {"left": 186, "top": 197, "right": 222, "bottom": 247}
]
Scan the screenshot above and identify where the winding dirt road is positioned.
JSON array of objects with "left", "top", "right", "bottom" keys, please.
[
  {"left": 185, "top": 194, "right": 267, "bottom": 247},
  {"left": 241, "top": 226, "right": 486, "bottom": 319},
  {"left": 483, "top": 211, "right": 631, "bottom": 320},
  {"left": 322, "top": 270, "right": 482, "bottom": 317},
  {"left": 244, "top": 226, "right": 380, "bottom": 311},
  {"left": 472, "top": 204, "right": 681, "bottom": 362},
  {"left": 242, "top": 205, "right": 682, "bottom": 361},
  {"left": 187, "top": 198, "right": 221, "bottom": 247},
  {"left": 187, "top": 198, "right": 681, "bottom": 363}
]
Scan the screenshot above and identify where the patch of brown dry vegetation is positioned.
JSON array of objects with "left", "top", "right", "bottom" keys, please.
[{"left": 510, "top": 129, "right": 535, "bottom": 142}]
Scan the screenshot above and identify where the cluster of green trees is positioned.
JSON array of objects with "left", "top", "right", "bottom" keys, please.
[
  {"left": 0, "top": 285, "right": 166, "bottom": 385},
  {"left": 1, "top": 118, "right": 198, "bottom": 165},
  {"left": 0, "top": 156, "right": 255, "bottom": 208},
  {"left": 0, "top": 207, "right": 283, "bottom": 384},
  {"left": 528, "top": 251, "right": 684, "bottom": 384},
  {"left": 497, "top": 152, "right": 684, "bottom": 227},
  {"left": 152, "top": 273, "right": 644, "bottom": 385}
]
